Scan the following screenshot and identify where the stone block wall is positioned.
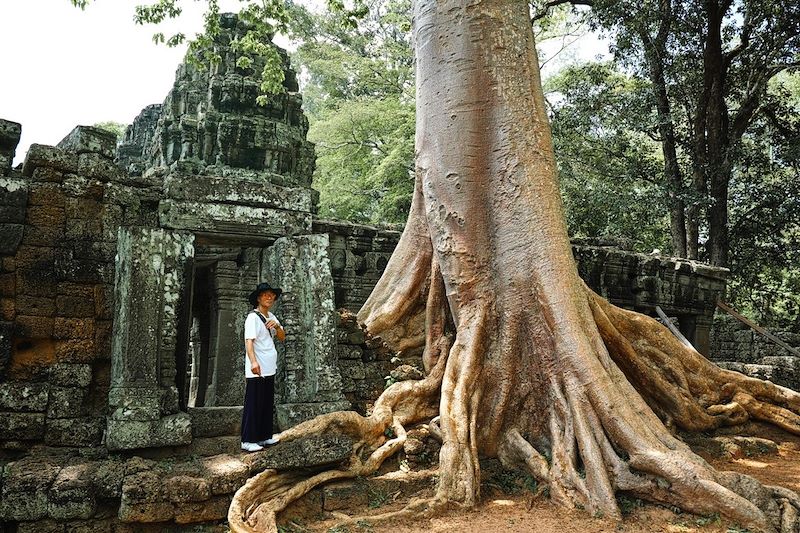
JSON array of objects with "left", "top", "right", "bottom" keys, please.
[
  {"left": 312, "top": 219, "right": 402, "bottom": 312},
  {"left": 0, "top": 125, "right": 161, "bottom": 450},
  {"left": 0, "top": 435, "right": 352, "bottom": 530},
  {"left": 333, "top": 310, "right": 422, "bottom": 416},
  {"left": 710, "top": 315, "right": 800, "bottom": 390}
]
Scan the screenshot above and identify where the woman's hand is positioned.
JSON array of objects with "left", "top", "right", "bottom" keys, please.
[{"left": 251, "top": 361, "right": 261, "bottom": 376}]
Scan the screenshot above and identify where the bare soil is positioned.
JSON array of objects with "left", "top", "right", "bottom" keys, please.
[{"left": 278, "top": 424, "right": 800, "bottom": 533}]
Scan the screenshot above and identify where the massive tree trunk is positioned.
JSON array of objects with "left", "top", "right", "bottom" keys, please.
[{"left": 228, "top": 1, "right": 800, "bottom": 531}]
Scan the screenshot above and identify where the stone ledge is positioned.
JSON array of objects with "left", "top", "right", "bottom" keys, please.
[
  {"left": 188, "top": 406, "right": 242, "bottom": 437},
  {"left": 163, "top": 174, "right": 314, "bottom": 212},
  {"left": 106, "top": 413, "right": 192, "bottom": 451},
  {"left": 56, "top": 126, "right": 117, "bottom": 160},
  {"left": 241, "top": 434, "right": 354, "bottom": 474}
]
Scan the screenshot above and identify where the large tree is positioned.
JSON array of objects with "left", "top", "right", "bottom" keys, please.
[{"left": 226, "top": 1, "right": 800, "bottom": 532}]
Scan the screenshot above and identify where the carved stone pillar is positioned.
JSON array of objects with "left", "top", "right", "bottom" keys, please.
[
  {"left": 106, "top": 227, "right": 194, "bottom": 450},
  {"left": 262, "top": 234, "right": 350, "bottom": 428},
  {"left": 208, "top": 255, "right": 258, "bottom": 406}
]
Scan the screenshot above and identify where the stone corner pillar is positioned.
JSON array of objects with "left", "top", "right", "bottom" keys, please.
[
  {"left": 263, "top": 234, "right": 350, "bottom": 429},
  {"left": 106, "top": 227, "right": 194, "bottom": 450}
]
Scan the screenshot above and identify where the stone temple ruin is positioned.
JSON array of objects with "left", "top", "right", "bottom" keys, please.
[{"left": 2, "top": 11, "right": 796, "bottom": 531}]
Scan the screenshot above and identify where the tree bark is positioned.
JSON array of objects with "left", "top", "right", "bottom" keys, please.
[
  {"left": 638, "top": 3, "right": 687, "bottom": 258},
  {"left": 228, "top": 1, "right": 800, "bottom": 531}
]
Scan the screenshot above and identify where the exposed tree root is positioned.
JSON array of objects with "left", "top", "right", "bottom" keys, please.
[{"left": 228, "top": 0, "right": 800, "bottom": 530}]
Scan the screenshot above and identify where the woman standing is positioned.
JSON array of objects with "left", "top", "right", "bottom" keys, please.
[{"left": 241, "top": 282, "right": 286, "bottom": 452}]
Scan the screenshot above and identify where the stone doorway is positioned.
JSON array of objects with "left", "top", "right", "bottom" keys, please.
[{"left": 180, "top": 243, "right": 260, "bottom": 410}]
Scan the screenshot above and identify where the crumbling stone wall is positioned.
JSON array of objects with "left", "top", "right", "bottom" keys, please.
[
  {"left": 0, "top": 435, "right": 352, "bottom": 530},
  {"left": 0, "top": 122, "right": 161, "bottom": 450},
  {"left": 313, "top": 219, "right": 401, "bottom": 312},
  {"left": 710, "top": 315, "right": 800, "bottom": 390}
]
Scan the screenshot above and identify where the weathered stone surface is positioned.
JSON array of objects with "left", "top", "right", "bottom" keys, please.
[
  {"left": 57, "top": 126, "right": 117, "bottom": 159},
  {"left": 174, "top": 494, "right": 231, "bottom": 524},
  {"left": 143, "top": 14, "right": 314, "bottom": 186},
  {"left": 162, "top": 475, "right": 211, "bottom": 503},
  {"left": 201, "top": 454, "right": 249, "bottom": 495},
  {"left": 275, "top": 401, "right": 352, "bottom": 431},
  {"left": 15, "top": 314, "right": 54, "bottom": 337},
  {"left": 50, "top": 363, "right": 93, "bottom": 387},
  {"left": 188, "top": 406, "right": 242, "bottom": 437},
  {"left": 91, "top": 459, "right": 126, "bottom": 499},
  {"left": 264, "top": 234, "right": 348, "bottom": 425},
  {"left": 0, "top": 204, "right": 26, "bottom": 223},
  {"left": 48, "top": 462, "right": 96, "bottom": 519},
  {"left": 0, "top": 119, "right": 21, "bottom": 175},
  {"left": 107, "top": 227, "right": 194, "bottom": 449},
  {"left": 159, "top": 199, "right": 312, "bottom": 237},
  {"left": 118, "top": 500, "right": 174, "bottom": 523},
  {"left": 47, "top": 385, "right": 88, "bottom": 417},
  {"left": 106, "top": 413, "right": 192, "bottom": 451},
  {"left": 22, "top": 144, "right": 78, "bottom": 178},
  {"left": 117, "top": 104, "right": 162, "bottom": 176},
  {"left": 0, "top": 223, "right": 24, "bottom": 254},
  {"left": 0, "top": 412, "right": 46, "bottom": 440},
  {"left": 0, "top": 455, "right": 62, "bottom": 520},
  {"left": 183, "top": 436, "right": 241, "bottom": 457},
  {"left": 16, "top": 295, "right": 56, "bottom": 317},
  {"left": 0, "top": 381, "right": 49, "bottom": 411},
  {"left": 0, "top": 320, "right": 12, "bottom": 378},
  {"left": 15, "top": 519, "right": 63, "bottom": 533},
  {"left": 163, "top": 173, "right": 313, "bottom": 212},
  {"left": 241, "top": 435, "right": 354, "bottom": 473},
  {"left": 45, "top": 417, "right": 104, "bottom": 447}
]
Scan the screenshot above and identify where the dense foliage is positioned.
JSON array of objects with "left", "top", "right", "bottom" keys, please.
[{"left": 288, "top": 0, "right": 415, "bottom": 224}]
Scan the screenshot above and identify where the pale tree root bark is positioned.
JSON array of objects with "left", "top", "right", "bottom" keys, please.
[
  {"left": 229, "top": 283, "right": 800, "bottom": 533},
  {"left": 227, "top": 328, "right": 451, "bottom": 533}
]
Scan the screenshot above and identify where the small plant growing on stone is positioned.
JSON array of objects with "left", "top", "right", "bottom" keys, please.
[
  {"left": 696, "top": 513, "right": 721, "bottom": 526},
  {"left": 367, "top": 486, "right": 391, "bottom": 509},
  {"left": 616, "top": 494, "right": 644, "bottom": 516}
]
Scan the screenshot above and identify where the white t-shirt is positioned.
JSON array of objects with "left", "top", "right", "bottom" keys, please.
[{"left": 243, "top": 310, "right": 281, "bottom": 378}]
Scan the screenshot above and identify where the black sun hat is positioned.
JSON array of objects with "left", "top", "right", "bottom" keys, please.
[{"left": 248, "top": 282, "right": 283, "bottom": 308}]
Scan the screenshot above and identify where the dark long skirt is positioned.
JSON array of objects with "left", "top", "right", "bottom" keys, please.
[{"left": 241, "top": 375, "right": 275, "bottom": 443}]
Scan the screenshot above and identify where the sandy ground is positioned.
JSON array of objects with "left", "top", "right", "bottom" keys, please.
[{"left": 277, "top": 424, "right": 800, "bottom": 533}]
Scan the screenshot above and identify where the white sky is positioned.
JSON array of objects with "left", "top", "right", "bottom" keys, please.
[
  {"left": 0, "top": 1, "right": 607, "bottom": 166},
  {"left": 0, "top": 0, "right": 249, "bottom": 165}
]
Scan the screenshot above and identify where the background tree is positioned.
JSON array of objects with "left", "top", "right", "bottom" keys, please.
[
  {"left": 92, "top": 121, "right": 128, "bottom": 142},
  {"left": 572, "top": 0, "right": 800, "bottom": 267},
  {"left": 547, "top": 62, "right": 672, "bottom": 252},
  {"left": 288, "top": 0, "right": 415, "bottom": 224}
]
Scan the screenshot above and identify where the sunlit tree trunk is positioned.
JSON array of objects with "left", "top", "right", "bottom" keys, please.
[{"left": 229, "top": 1, "right": 800, "bottom": 531}]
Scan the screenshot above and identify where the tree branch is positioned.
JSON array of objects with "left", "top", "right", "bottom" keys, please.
[{"left": 531, "top": 0, "right": 594, "bottom": 23}]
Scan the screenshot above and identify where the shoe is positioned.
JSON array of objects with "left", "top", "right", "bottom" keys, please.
[
  {"left": 258, "top": 436, "right": 280, "bottom": 446},
  {"left": 241, "top": 442, "right": 264, "bottom": 452}
]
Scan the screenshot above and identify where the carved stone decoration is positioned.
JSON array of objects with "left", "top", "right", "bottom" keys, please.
[
  {"left": 106, "top": 227, "right": 195, "bottom": 450},
  {"left": 262, "top": 234, "right": 350, "bottom": 428},
  {"left": 206, "top": 253, "right": 259, "bottom": 406},
  {"left": 143, "top": 13, "right": 315, "bottom": 188}
]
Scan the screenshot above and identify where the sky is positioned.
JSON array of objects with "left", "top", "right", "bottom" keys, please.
[
  {"left": 0, "top": 1, "right": 607, "bottom": 166},
  {"left": 0, "top": 0, "right": 248, "bottom": 165}
]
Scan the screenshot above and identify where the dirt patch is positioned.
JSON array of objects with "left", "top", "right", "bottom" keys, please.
[{"left": 277, "top": 425, "right": 800, "bottom": 533}]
